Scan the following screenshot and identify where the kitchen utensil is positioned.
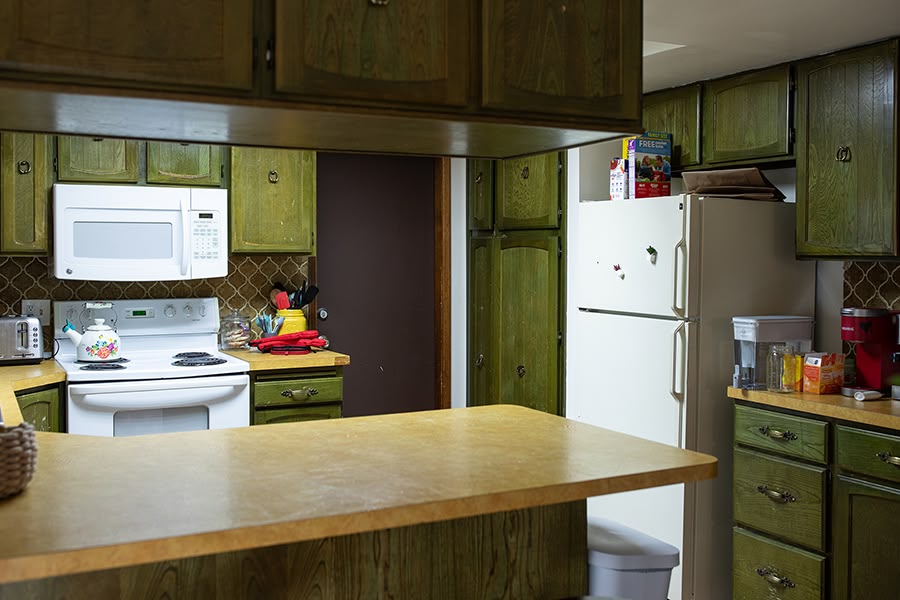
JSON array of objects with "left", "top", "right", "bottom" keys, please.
[
  {"left": 301, "top": 285, "right": 319, "bottom": 308},
  {"left": 62, "top": 318, "right": 122, "bottom": 362},
  {"left": 0, "top": 315, "right": 42, "bottom": 365},
  {"left": 275, "top": 292, "right": 291, "bottom": 311}
]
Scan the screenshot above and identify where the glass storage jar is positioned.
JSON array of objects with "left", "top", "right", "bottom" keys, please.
[
  {"left": 766, "top": 344, "right": 795, "bottom": 393},
  {"left": 220, "top": 310, "right": 252, "bottom": 350}
]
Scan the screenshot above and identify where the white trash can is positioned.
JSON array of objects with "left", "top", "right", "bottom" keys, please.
[{"left": 587, "top": 517, "right": 679, "bottom": 600}]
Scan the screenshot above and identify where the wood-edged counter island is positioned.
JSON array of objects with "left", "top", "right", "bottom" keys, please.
[{"left": 0, "top": 405, "right": 716, "bottom": 599}]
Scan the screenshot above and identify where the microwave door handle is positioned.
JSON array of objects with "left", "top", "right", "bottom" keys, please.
[{"left": 181, "top": 197, "right": 190, "bottom": 277}]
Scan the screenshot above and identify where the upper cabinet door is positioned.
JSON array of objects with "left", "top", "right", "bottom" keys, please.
[
  {"left": 795, "top": 41, "right": 898, "bottom": 258},
  {"left": 643, "top": 85, "right": 702, "bottom": 168},
  {"left": 0, "top": 132, "right": 52, "bottom": 254},
  {"left": 702, "top": 65, "right": 792, "bottom": 164},
  {"left": 230, "top": 147, "right": 316, "bottom": 254},
  {"left": 468, "top": 160, "right": 495, "bottom": 231},
  {"left": 481, "top": 0, "right": 642, "bottom": 121},
  {"left": 273, "top": 0, "right": 469, "bottom": 108},
  {"left": 147, "top": 142, "right": 222, "bottom": 186},
  {"left": 496, "top": 152, "right": 560, "bottom": 230},
  {"left": 0, "top": 0, "right": 254, "bottom": 93},
  {"left": 57, "top": 136, "right": 139, "bottom": 182}
]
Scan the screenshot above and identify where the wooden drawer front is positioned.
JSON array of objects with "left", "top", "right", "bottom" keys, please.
[
  {"left": 733, "top": 448, "right": 827, "bottom": 551},
  {"left": 735, "top": 404, "right": 828, "bottom": 463},
  {"left": 254, "top": 377, "right": 342, "bottom": 408},
  {"left": 836, "top": 425, "right": 900, "bottom": 485},
  {"left": 733, "top": 527, "right": 824, "bottom": 600},
  {"left": 253, "top": 403, "right": 342, "bottom": 425}
]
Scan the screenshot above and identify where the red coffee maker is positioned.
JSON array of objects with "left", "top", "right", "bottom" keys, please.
[{"left": 840, "top": 307, "right": 900, "bottom": 392}]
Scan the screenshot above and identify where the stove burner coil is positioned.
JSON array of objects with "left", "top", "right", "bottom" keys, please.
[
  {"left": 80, "top": 363, "right": 127, "bottom": 371},
  {"left": 172, "top": 352, "right": 214, "bottom": 359},
  {"left": 172, "top": 357, "right": 227, "bottom": 367},
  {"left": 75, "top": 357, "right": 130, "bottom": 364}
]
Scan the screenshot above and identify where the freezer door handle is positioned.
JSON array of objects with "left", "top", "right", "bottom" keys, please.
[
  {"left": 671, "top": 321, "right": 686, "bottom": 404},
  {"left": 671, "top": 238, "right": 687, "bottom": 318}
]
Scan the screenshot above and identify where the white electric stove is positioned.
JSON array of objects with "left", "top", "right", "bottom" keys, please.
[{"left": 54, "top": 298, "right": 250, "bottom": 436}]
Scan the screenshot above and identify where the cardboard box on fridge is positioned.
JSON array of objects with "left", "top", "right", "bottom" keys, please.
[
  {"left": 803, "top": 353, "right": 845, "bottom": 394},
  {"left": 609, "top": 158, "right": 628, "bottom": 200},
  {"left": 626, "top": 132, "right": 673, "bottom": 199}
]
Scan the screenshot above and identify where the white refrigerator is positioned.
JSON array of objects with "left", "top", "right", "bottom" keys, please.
[{"left": 569, "top": 194, "right": 816, "bottom": 600}]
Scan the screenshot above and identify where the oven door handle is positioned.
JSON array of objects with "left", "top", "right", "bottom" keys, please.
[{"left": 69, "top": 374, "right": 249, "bottom": 396}]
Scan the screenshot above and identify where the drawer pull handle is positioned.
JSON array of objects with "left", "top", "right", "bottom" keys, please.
[
  {"left": 281, "top": 388, "right": 318, "bottom": 398},
  {"left": 756, "top": 567, "right": 796, "bottom": 588},
  {"left": 876, "top": 451, "right": 900, "bottom": 467},
  {"left": 756, "top": 485, "right": 796, "bottom": 503},
  {"left": 758, "top": 426, "right": 798, "bottom": 441}
]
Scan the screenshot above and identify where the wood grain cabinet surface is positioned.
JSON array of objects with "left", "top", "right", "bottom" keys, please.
[
  {"left": 496, "top": 153, "right": 561, "bottom": 230},
  {"left": 16, "top": 386, "right": 61, "bottom": 433},
  {"left": 642, "top": 85, "right": 702, "bottom": 169},
  {"left": 57, "top": 136, "right": 139, "bottom": 183},
  {"left": 147, "top": 142, "right": 222, "bottom": 186},
  {"left": 467, "top": 160, "right": 494, "bottom": 231},
  {"left": 481, "top": 0, "right": 642, "bottom": 122},
  {"left": 229, "top": 146, "right": 316, "bottom": 254},
  {"left": 0, "top": 132, "right": 52, "bottom": 254},
  {"left": 251, "top": 369, "right": 343, "bottom": 426},
  {"left": 0, "top": 0, "right": 255, "bottom": 93},
  {"left": 273, "top": 0, "right": 468, "bottom": 108},
  {"left": 702, "top": 64, "right": 792, "bottom": 165},
  {"left": 795, "top": 40, "right": 899, "bottom": 258}
]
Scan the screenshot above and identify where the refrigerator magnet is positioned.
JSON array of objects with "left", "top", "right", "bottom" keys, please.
[
  {"left": 646, "top": 246, "right": 658, "bottom": 264},
  {"left": 613, "top": 264, "right": 625, "bottom": 279}
]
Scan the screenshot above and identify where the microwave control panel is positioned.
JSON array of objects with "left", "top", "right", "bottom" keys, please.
[{"left": 191, "top": 211, "right": 222, "bottom": 262}]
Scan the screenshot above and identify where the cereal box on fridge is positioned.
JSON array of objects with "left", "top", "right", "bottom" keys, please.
[
  {"left": 609, "top": 158, "right": 627, "bottom": 200},
  {"left": 628, "top": 132, "right": 673, "bottom": 199}
]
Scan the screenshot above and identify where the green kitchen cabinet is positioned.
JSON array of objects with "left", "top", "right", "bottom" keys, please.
[
  {"left": 147, "top": 142, "right": 222, "bottom": 186},
  {"left": 251, "top": 369, "right": 343, "bottom": 425},
  {"left": 496, "top": 153, "right": 561, "bottom": 230},
  {"left": 57, "top": 136, "right": 139, "bottom": 182},
  {"left": 0, "top": 1, "right": 254, "bottom": 94},
  {"left": 273, "top": 0, "right": 468, "bottom": 109},
  {"left": 832, "top": 425, "right": 900, "bottom": 600},
  {"left": 643, "top": 85, "right": 702, "bottom": 169},
  {"left": 702, "top": 64, "right": 792, "bottom": 165},
  {"left": 733, "top": 527, "right": 825, "bottom": 600},
  {"left": 795, "top": 40, "right": 898, "bottom": 258},
  {"left": 467, "top": 160, "right": 494, "bottom": 231},
  {"left": 481, "top": 0, "right": 642, "bottom": 122},
  {"left": 229, "top": 146, "right": 316, "bottom": 254},
  {"left": 0, "top": 132, "right": 53, "bottom": 254},
  {"left": 16, "top": 385, "right": 62, "bottom": 433},
  {"left": 468, "top": 231, "right": 560, "bottom": 415}
]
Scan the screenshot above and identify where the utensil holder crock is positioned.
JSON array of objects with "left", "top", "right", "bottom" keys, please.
[{"left": 276, "top": 309, "right": 307, "bottom": 335}]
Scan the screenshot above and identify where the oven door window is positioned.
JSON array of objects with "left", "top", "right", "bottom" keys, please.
[{"left": 114, "top": 406, "right": 209, "bottom": 437}]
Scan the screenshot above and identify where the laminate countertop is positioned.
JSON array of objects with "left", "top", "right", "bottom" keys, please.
[
  {"left": 727, "top": 386, "right": 900, "bottom": 431},
  {"left": 0, "top": 351, "right": 350, "bottom": 427},
  {"left": 0, "top": 404, "right": 717, "bottom": 584}
]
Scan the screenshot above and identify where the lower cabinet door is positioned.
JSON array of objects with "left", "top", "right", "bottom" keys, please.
[
  {"left": 832, "top": 474, "right": 900, "bottom": 600},
  {"left": 253, "top": 403, "right": 341, "bottom": 425},
  {"left": 733, "top": 527, "right": 824, "bottom": 600},
  {"left": 16, "top": 386, "right": 61, "bottom": 432}
]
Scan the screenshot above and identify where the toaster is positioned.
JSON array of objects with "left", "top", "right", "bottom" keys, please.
[{"left": 0, "top": 316, "right": 43, "bottom": 365}]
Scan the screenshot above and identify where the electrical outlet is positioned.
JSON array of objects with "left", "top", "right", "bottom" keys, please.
[{"left": 21, "top": 299, "right": 52, "bottom": 327}]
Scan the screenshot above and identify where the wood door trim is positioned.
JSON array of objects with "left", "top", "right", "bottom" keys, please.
[{"left": 435, "top": 158, "right": 451, "bottom": 409}]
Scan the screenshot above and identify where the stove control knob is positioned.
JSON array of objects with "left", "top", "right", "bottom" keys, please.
[
  {"left": 183, "top": 304, "right": 193, "bottom": 318},
  {"left": 198, "top": 304, "right": 207, "bottom": 317},
  {"left": 164, "top": 304, "right": 176, "bottom": 318}
]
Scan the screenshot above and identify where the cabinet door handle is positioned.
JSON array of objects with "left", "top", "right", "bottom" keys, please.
[
  {"left": 516, "top": 365, "right": 526, "bottom": 377},
  {"left": 835, "top": 145, "right": 852, "bottom": 162},
  {"left": 474, "top": 171, "right": 483, "bottom": 184},
  {"left": 758, "top": 425, "right": 798, "bottom": 441},
  {"left": 756, "top": 485, "right": 796, "bottom": 503},
  {"left": 268, "top": 170, "right": 279, "bottom": 183},
  {"left": 876, "top": 451, "right": 900, "bottom": 467},
  {"left": 369, "top": 0, "right": 389, "bottom": 5},
  {"left": 16, "top": 160, "right": 31, "bottom": 175},
  {"left": 755, "top": 567, "right": 795, "bottom": 588},
  {"left": 520, "top": 166, "right": 529, "bottom": 179},
  {"left": 281, "top": 388, "right": 318, "bottom": 398},
  {"left": 475, "top": 353, "right": 484, "bottom": 368}
]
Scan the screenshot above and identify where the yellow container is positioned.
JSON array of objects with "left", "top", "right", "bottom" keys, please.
[{"left": 277, "top": 309, "right": 307, "bottom": 335}]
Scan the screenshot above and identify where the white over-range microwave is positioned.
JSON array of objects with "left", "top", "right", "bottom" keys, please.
[{"left": 53, "top": 183, "right": 228, "bottom": 281}]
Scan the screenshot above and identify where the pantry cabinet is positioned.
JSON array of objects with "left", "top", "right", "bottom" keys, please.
[
  {"left": 0, "top": 0, "right": 255, "bottom": 93},
  {"left": 496, "top": 153, "right": 561, "bottom": 230},
  {"left": 16, "top": 385, "right": 62, "bottom": 433},
  {"left": 251, "top": 369, "right": 343, "bottom": 425},
  {"left": 229, "top": 147, "right": 316, "bottom": 254},
  {"left": 642, "top": 85, "right": 702, "bottom": 169},
  {"left": 795, "top": 40, "right": 898, "bottom": 258},
  {"left": 481, "top": 0, "right": 641, "bottom": 121},
  {"left": 0, "top": 132, "right": 53, "bottom": 254},
  {"left": 467, "top": 160, "right": 494, "bottom": 231},
  {"left": 57, "top": 136, "right": 139, "bottom": 182},
  {"left": 147, "top": 142, "right": 222, "bottom": 186},
  {"left": 273, "top": 0, "right": 468, "bottom": 108},
  {"left": 732, "top": 399, "right": 900, "bottom": 600},
  {"left": 702, "top": 64, "right": 793, "bottom": 165}
]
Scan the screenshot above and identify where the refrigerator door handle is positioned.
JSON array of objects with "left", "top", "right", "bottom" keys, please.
[
  {"left": 671, "top": 321, "right": 686, "bottom": 405},
  {"left": 671, "top": 238, "right": 687, "bottom": 318}
]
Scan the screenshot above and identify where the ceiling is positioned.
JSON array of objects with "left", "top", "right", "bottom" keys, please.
[{"left": 643, "top": 0, "right": 900, "bottom": 92}]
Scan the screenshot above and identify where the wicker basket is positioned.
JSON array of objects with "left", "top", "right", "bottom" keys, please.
[{"left": 0, "top": 422, "right": 37, "bottom": 499}]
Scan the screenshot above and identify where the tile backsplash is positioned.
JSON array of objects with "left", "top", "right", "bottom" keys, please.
[
  {"left": 844, "top": 261, "right": 900, "bottom": 308},
  {"left": 0, "top": 255, "right": 309, "bottom": 332}
]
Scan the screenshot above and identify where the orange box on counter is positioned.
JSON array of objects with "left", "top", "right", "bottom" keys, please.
[{"left": 803, "top": 352, "right": 845, "bottom": 394}]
